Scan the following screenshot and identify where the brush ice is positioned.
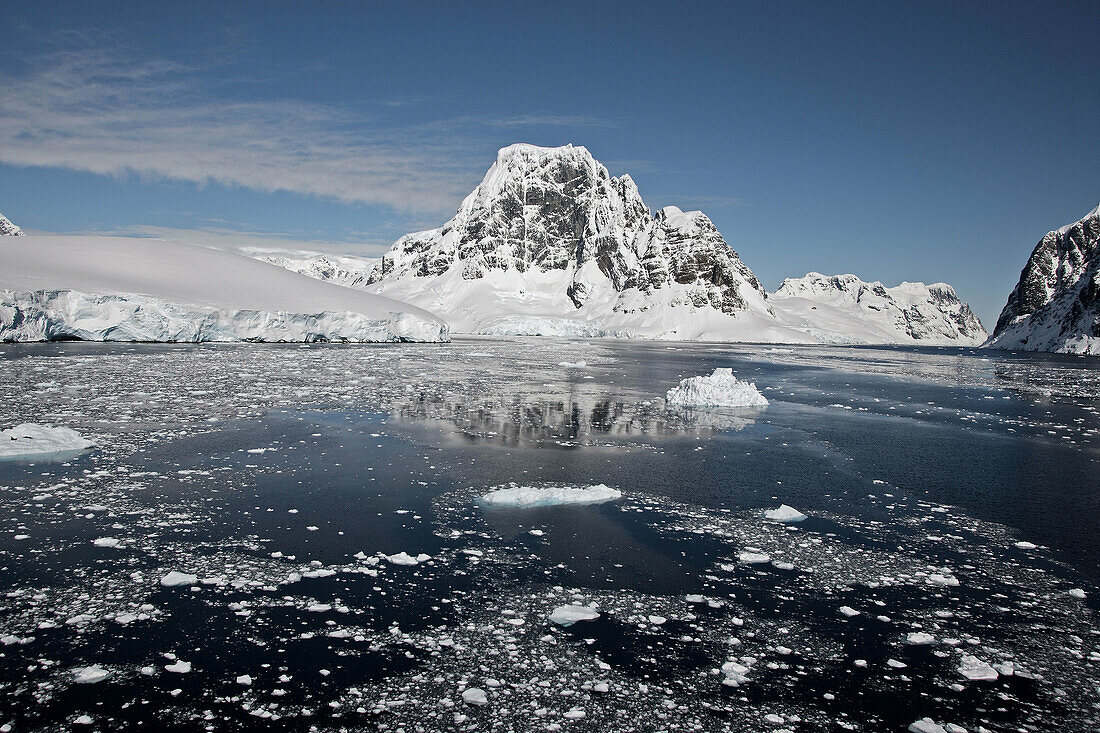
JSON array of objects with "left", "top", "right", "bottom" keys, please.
[
  {"left": 480, "top": 484, "right": 622, "bottom": 508},
  {"left": 665, "top": 368, "right": 768, "bottom": 408},
  {"left": 0, "top": 424, "right": 93, "bottom": 459},
  {"left": 548, "top": 604, "right": 601, "bottom": 627},
  {"left": 0, "top": 235, "right": 448, "bottom": 343},
  {"left": 762, "top": 504, "right": 806, "bottom": 522}
]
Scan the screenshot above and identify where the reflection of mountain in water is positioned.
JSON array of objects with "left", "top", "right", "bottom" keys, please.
[{"left": 390, "top": 388, "right": 759, "bottom": 446}]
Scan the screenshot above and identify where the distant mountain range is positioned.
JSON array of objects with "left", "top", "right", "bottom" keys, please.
[
  {"left": 6, "top": 163, "right": 1095, "bottom": 351},
  {"left": 355, "top": 144, "right": 986, "bottom": 345}
]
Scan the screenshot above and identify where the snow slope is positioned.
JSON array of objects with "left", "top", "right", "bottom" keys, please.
[
  {"left": 770, "top": 273, "right": 987, "bottom": 345},
  {"left": 256, "top": 251, "right": 378, "bottom": 289},
  {"left": 0, "top": 236, "right": 448, "bottom": 343},
  {"left": 986, "top": 203, "right": 1100, "bottom": 354},
  {"left": 365, "top": 143, "right": 814, "bottom": 342}
]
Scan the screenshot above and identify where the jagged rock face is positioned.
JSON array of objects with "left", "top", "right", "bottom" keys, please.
[
  {"left": 987, "top": 203, "right": 1100, "bottom": 354},
  {"left": 772, "top": 273, "right": 987, "bottom": 344},
  {"left": 0, "top": 213, "right": 24, "bottom": 236},
  {"left": 367, "top": 144, "right": 766, "bottom": 318}
]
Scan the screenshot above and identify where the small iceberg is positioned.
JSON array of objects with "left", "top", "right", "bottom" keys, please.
[
  {"left": 762, "top": 504, "right": 807, "bottom": 522},
  {"left": 480, "top": 484, "right": 622, "bottom": 508},
  {"left": 548, "top": 604, "right": 600, "bottom": 627},
  {"left": 0, "top": 424, "right": 93, "bottom": 460},
  {"left": 665, "top": 369, "right": 768, "bottom": 408}
]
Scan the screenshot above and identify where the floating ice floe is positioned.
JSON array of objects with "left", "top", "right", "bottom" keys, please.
[
  {"left": 92, "top": 537, "right": 121, "bottom": 548},
  {"left": 957, "top": 654, "right": 998, "bottom": 681},
  {"left": 462, "top": 688, "right": 488, "bottom": 706},
  {"left": 665, "top": 368, "right": 768, "bottom": 408},
  {"left": 548, "top": 604, "right": 600, "bottom": 627},
  {"left": 385, "top": 552, "right": 431, "bottom": 566},
  {"left": 0, "top": 424, "right": 93, "bottom": 459},
  {"left": 73, "top": 666, "right": 111, "bottom": 684},
  {"left": 159, "top": 571, "right": 198, "bottom": 587},
  {"left": 905, "top": 632, "right": 935, "bottom": 645},
  {"left": 481, "top": 484, "right": 621, "bottom": 508},
  {"left": 164, "top": 660, "right": 192, "bottom": 674},
  {"left": 762, "top": 504, "right": 807, "bottom": 522},
  {"left": 1068, "top": 588, "right": 1087, "bottom": 599}
]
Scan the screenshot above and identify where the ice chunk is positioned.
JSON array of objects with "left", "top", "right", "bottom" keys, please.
[
  {"left": 908, "top": 719, "right": 948, "bottom": 733},
  {"left": 481, "top": 484, "right": 621, "bottom": 508},
  {"left": 839, "top": 606, "right": 860, "bottom": 617},
  {"left": 956, "top": 655, "right": 998, "bottom": 681},
  {"left": 762, "top": 504, "right": 807, "bottom": 522},
  {"left": 160, "top": 571, "right": 198, "bottom": 587},
  {"left": 164, "top": 660, "right": 192, "bottom": 674},
  {"left": 385, "top": 552, "right": 431, "bottom": 566},
  {"left": 905, "top": 632, "right": 935, "bottom": 645},
  {"left": 738, "top": 551, "right": 771, "bottom": 564},
  {"left": 548, "top": 605, "right": 600, "bottom": 627},
  {"left": 1068, "top": 588, "right": 1087, "bottom": 599},
  {"left": 665, "top": 369, "right": 768, "bottom": 408},
  {"left": 0, "top": 424, "right": 93, "bottom": 459},
  {"left": 462, "top": 688, "right": 488, "bottom": 706},
  {"left": 73, "top": 666, "right": 111, "bottom": 684},
  {"left": 92, "top": 537, "right": 121, "bottom": 548}
]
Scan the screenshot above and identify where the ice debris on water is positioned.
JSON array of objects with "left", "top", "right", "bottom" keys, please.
[
  {"left": 481, "top": 484, "right": 621, "bottom": 508},
  {"left": 665, "top": 368, "right": 768, "bottom": 408}
]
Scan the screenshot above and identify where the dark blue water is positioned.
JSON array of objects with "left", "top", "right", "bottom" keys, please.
[{"left": 0, "top": 339, "right": 1097, "bottom": 731}]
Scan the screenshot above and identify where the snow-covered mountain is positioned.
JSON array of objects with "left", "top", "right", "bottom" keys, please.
[
  {"left": 365, "top": 143, "right": 804, "bottom": 341},
  {"left": 986, "top": 203, "right": 1100, "bottom": 354},
  {"left": 770, "top": 273, "right": 987, "bottom": 345},
  {"left": 0, "top": 212, "right": 24, "bottom": 236},
  {"left": 0, "top": 236, "right": 448, "bottom": 343},
  {"left": 257, "top": 252, "right": 378, "bottom": 289}
]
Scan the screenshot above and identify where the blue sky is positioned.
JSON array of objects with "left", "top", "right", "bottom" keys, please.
[{"left": 1, "top": 1, "right": 1097, "bottom": 327}]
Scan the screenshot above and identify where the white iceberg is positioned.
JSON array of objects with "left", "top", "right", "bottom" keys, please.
[
  {"left": 762, "top": 504, "right": 807, "bottom": 522},
  {"left": 480, "top": 484, "right": 621, "bottom": 508},
  {"left": 0, "top": 424, "right": 93, "bottom": 460},
  {"left": 548, "top": 604, "right": 601, "bottom": 627},
  {"left": 665, "top": 369, "right": 768, "bottom": 408}
]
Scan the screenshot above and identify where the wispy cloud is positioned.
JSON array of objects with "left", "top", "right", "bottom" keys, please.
[
  {"left": 0, "top": 42, "right": 611, "bottom": 216},
  {"left": 70, "top": 223, "right": 395, "bottom": 258}
]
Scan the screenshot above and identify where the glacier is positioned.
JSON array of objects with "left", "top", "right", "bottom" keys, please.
[
  {"left": 0, "top": 235, "right": 448, "bottom": 343},
  {"left": 986, "top": 202, "right": 1100, "bottom": 354}
]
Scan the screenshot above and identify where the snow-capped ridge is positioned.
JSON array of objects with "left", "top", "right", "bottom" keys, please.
[
  {"left": 771, "top": 272, "right": 986, "bottom": 345},
  {"left": 0, "top": 212, "right": 23, "bottom": 236},
  {"left": 987, "top": 201, "right": 1100, "bottom": 354},
  {"left": 366, "top": 143, "right": 786, "bottom": 341}
]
